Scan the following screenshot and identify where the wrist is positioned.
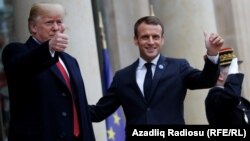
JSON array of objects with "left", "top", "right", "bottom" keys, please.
[{"left": 206, "top": 50, "right": 218, "bottom": 56}]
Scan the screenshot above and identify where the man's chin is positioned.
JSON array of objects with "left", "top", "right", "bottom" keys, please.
[{"left": 147, "top": 52, "right": 157, "bottom": 57}]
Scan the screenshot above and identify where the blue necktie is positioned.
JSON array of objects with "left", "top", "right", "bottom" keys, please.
[{"left": 143, "top": 63, "right": 152, "bottom": 101}]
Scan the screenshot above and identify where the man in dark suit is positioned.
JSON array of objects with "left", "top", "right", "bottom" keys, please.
[
  {"left": 1, "top": 3, "right": 95, "bottom": 141},
  {"left": 89, "top": 16, "right": 224, "bottom": 128},
  {"left": 205, "top": 47, "right": 250, "bottom": 125}
]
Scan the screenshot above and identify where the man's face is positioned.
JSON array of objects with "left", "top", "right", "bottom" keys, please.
[
  {"left": 30, "top": 10, "right": 64, "bottom": 43},
  {"left": 134, "top": 22, "right": 164, "bottom": 62}
]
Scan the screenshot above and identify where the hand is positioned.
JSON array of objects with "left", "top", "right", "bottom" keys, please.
[
  {"left": 204, "top": 31, "right": 224, "bottom": 56},
  {"left": 228, "top": 58, "right": 239, "bottom": 74},
  {"left": 49, "top": 32, "right": 69, "bottom": 52}
]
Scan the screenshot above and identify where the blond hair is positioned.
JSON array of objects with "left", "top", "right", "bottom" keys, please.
[{"left": 28, "top": 3, "right": 65, "bottom": 33}]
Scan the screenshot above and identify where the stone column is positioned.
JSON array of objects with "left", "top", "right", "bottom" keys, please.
[
  {"left": 103, "top": 0, "right": 150, "bottom": 71},
  {"left": 152, "top": 0, "right": 218, "bottom": 124},
  {"left": 213, "top": 0, "right": 250, "bottom": 100},
  {"left": 230, "top": 0, "right": 250, "bottom": 100},
  {"left": 12, "top": 0, "right": 106, "bottom": 140}
]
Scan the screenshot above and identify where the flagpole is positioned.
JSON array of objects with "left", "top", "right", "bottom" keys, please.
[
  {"left": 149, "top": 4, "right": 155, "bottom": 16},
  {"left": 98, "top": 11, "right": 107, "bottom": 49},
  {"left": 98, "top": 11, "right": 125, "bottom": 141}
]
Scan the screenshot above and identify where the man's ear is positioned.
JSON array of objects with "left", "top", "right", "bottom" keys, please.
[
  {"left": 29, "top": 21, "right": 37, "bottom": 34},
  {"left": 218, "top": 72, "right": 225, "bottom": 81},
  {"left": 133, "top": 36, "right": 138, "bottom": 46}
]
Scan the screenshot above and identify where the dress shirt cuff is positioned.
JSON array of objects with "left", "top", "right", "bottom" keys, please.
[{"left": 206, "top": 54, "right": 219, "bottom": 64}]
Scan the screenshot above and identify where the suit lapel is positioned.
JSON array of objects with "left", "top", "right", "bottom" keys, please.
[
  {"left": 148, "top": 56, "right": 168, "bottom": 102},
  {"left": 50, "top": 53, "right": 72, "bottom": 94},
  {"left": 130, "top": 60, "right": 148, "bottom": 104},
  {"left": 51, "top": 63, "right": 68, "bottom": 87},
  {"left": 61, "top": 55, "right": 78, "bottom": 94}
]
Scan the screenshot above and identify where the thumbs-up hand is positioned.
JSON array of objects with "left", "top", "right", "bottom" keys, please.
[
  {"left": 49, "top": 32, "right": 69, "bottom": 52},
  {"left": 204, "top": 31, "right": 224, "bottom": 56}
]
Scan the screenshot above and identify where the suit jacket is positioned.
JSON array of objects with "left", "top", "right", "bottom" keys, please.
[
  {"left": 205, "top": 73, "right": 250, "bottom": 125},
  {"left": 2, "top": 37, "right": 95, "bottom": 141},
  {"left": 90, "top": 55, "right": 219, "bottom": 126}
]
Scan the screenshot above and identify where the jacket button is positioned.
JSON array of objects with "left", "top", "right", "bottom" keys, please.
[
  {"left": 59, "top": 132, "right": 66, "bottom": 138},
  {"left": 147, "top": 108, "right": 151, "bottom": 111},
  {"left": 62, "top": 112, "right": 67, "bottom": 117},
  {"left": 62, "top": 93, "right": 67, "bottom": 97}
]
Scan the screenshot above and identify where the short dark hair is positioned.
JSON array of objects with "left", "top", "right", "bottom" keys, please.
[{"left": 134, "top": 16, "right": 164, "bottom": 37}]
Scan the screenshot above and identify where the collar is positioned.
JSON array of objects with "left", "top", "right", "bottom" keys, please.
[
  {"left": 32, "top": 36, "right": 42, "bottom": 45},
  {"left": 138, "top": 54, "right": 160, "bottom": 69}
]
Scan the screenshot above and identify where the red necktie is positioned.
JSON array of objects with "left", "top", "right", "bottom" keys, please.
[{"left": 56, "top": 61, "right": 80, "bottom": 137}]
